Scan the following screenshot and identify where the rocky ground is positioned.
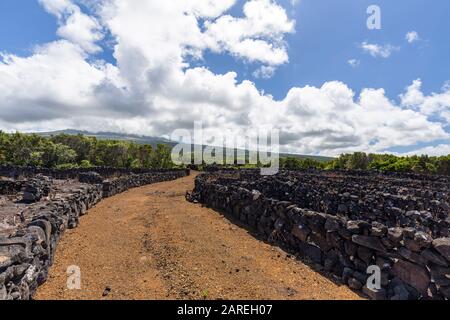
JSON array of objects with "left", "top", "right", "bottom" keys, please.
[
  {"left": 35, "top": 173, "right": 361, "bottom": 300},
  {"left": 0, "top": 178, "right": 93, "bottom": 237}
]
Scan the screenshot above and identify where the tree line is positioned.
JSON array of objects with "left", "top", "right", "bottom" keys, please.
[
  {"left": 1, "top": 131, "right": 449, "bottom": 175},
  {"left": 0, "top": 131, "right": 173, "bottom": 169},
  {"left": 327, "top": 152, "right": 450, "bottom": 175},
  {"left": 280, "top": 152, "right": 450, "bottom": 175}
]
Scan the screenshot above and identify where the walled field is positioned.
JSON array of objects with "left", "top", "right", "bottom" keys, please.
[
  {"left": 188, "top": 169, "right": 450, "bottom": 300},
  {"left": 0, "top": 166, "right": 189, "bottom": 300},
  {"left": 2, "top": 166, "right": 449, "bottom": 300}
]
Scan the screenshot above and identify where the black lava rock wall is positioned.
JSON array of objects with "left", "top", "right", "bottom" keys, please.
[
  {"left": 0, "top": 167, "right": 189, "bottom": 300},
  {"left": 188, "top": 170, "right": 450, "bottom": 300}
]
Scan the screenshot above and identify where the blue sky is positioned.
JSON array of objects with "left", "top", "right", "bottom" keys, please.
[
  {"left": 3, "top": 0, "right": 449, "bottom": 100},
  {"left": 0, "top": 0, "right": 449, "bottom": 156},
  {"left": 205, "top": 0, "right": 450, "bottom": 100}
]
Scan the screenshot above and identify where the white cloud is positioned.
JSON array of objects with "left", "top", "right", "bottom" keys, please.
[
  {"left": 400, "top": 79, "right": 450, "bottom": 121},
  {"left": 253, "top": 65, "right": 276, "bottom": 79},
  {"left": 38, "top": 0, "right": 75, "bottom": 18},
  {"left": 400, "top": 79, "right": 425, "bottom": 107},
  {"left": 0, "top": 40, "right": 124, "bottom": 122},
  {"left": 0, "top": 0, "right": 448, "bottom": 157},
  {"left": 348, "top": 59, "right": 360, "bottom": 68},
  {"left": 405, "top": 144, "right": 450, "bottom": 157},
  {"left": 203, "top": 0, "right": 295, "bottom": 66},
  {"left": 360, "top": 42, "right": 399, "bottom": 58},
  {"left": 39, "top": 0, "right": 104, "bottom": 53},
  {"left": 406, "top": 31, "right": 420, "bottom": 44}
]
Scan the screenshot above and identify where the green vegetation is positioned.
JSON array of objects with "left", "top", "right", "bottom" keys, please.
[
  {"left": 326, "top": 152, "right": 450, "bottom": 175},
  {"left": 1, "top": 131, "right": 449, "bottom": 175},
  {"left": 0, "top": 131, "right": 174, "bottom": 169},
  {"left": 277, "top": 152, "right": 450, "bottom": 175},
  {"left": 280, "top": 157, "right": 327, "bottom": 170}
]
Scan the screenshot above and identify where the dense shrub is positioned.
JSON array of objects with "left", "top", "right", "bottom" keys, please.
[
  {"left": 0, "top": 131, "right": 174, "bottom": 169},
  {"left": 280, "top": 157, "right": 326, "bottom": 170},
  {"left": 328, "top": 153, "right": 450, "bottom": 175}
]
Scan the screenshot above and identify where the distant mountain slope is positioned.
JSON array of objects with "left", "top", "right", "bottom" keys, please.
[
  {"left": 36, "top": 129, "right": 334, "bottom": 162},
  {"left": 36, "top": 129, "right": 176, "bottom": 147}
]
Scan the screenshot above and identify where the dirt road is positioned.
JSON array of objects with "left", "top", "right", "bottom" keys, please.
[{"left": 35, "top": 173, "right": 361, "bottom": 300}]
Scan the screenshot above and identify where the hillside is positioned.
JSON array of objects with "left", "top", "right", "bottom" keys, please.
[
  {"left": 36, "top": 129, "right": 176, "bottom": 148},
  {"left": 35, "top": 129, "right": 334, "bottom": 162}
]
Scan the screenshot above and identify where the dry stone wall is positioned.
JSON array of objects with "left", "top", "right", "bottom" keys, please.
[
  {"left": 0, "top": 166, "right": 189, "bottom": 300},
  {"left": 188, "top": 170, "right": 450, "bottom": 300}
]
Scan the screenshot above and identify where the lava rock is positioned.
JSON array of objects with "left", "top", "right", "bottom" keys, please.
[
  {"left": 348, "top": 278, "right": 363, "bottom": 290},
  {"left": 387, "top": 228, "right": 403, "bottom": 245},
  {"left": 291, "top": 223, "right": 311, "bottom": 242},
  {"left": 421, "top": 249, "right": 448, "bottom": 267},
  {"left": 363, "top": 286, "right": 387, "bottom": 300},
  {"left": 370, "top": 222, "right": 388, "bottom": 237},
  {"left": 352, "top": 235, "right": 386, "bottom": 252},
  {"left": 432, "top": 238, "right": 450, "bottom": 262},
  {"left": 392, "top": 259, "right": 430, "bottom": 295},
  {"left": 398, "top": 247, "right": 427, "bottom": 266}
]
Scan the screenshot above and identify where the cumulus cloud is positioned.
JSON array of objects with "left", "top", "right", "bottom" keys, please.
[
  {"left": 406, "top": 31, "right": 420, "bottom": 44},
  {"left": 0, "top": 0, "right": 448, "bottom": 156},
  {"left": 39, "top": 0, "right": 104, "bottom": 53},
  {"left": 400, "top": 79, "right": 450, "bottom": 122},
  {"left": 253, "top": 65, "right": 276, "bottom": 79},
  {"left": 360, "top": 42, "right": 399, "bottom": 58},
  {"left": 203, "top": 0, "right": 295, "bottom": 66}
]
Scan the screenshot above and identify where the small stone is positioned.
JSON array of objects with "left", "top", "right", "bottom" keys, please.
[
  {"left": 421, "top": 249, "right": 448, "bottom": 267},
  {"left": 324, "top": 258, "right": 335, "bottom": 271},
  {"left": 354, "top": 258, "right": 368, "bottom": 272},
  {"left": 370, "top": 222, "right": 387, "bottom": 237},
  {"left": 357, "top": 246, "right": 373, "bottom": 264},
  {"left": 11, "top": 291, "right": 21, "bottom": 300},
  {"left": 102, "top": 286, "right": 111, "bottom": 297},
  {"left": 376, "top": 257, "right": 391, "bottom": 271},
  {"left": 299, "top": 242, "right": 322, "bottom": 264},
  {"left": 346, "top": 221, "right": 361, "bottom": 234},
  {"left": 353, "top": 271, "right": 367, "bottom": 284},
  {"left": 414, "top": 232, "right": 432, "bottom": 248},
  {"left": 338, "top": 227, "right": 352, "bottom": 240},
  {"left": 380, "top": 237, "right": 394, "bottom": 250},
  {"left": 403, "top": 227, "right": 416, "bottom": 239},
  {"left": 432, "top": 238, "right": 450, "bottom": 262},
  {"left": 325, "top": 217, "right": 340, "bottom": 232},
  {"left": 348, "top": 278, "right": 363, "bottom": 290},
  {"left": 0, "top": 285, "right": 7, "bottom": 300},
  {"left": 391, "top": 284, "right": 410, "bottom": 300},
  {"left": 398, "top": 247, "right": 427, "bottom": 266},
  {"left": 388, "top": 227, "right": 403, "bottom": 244},
  {"left": 363, "top": 286, "right": 386, "bottom": 300},
  {"left": 274, "top": 218, "right": 284, "bottom": 231},
  {"left": 337, "top": 203, "right": 348, "bottom": 214},
  {"left": 404, "top": 232, "right": 433, "bottom": 252},
  {"left": 0, "top": 255, "right": 13, "bottom": 269},
  {"left": 352, "top": 235, "right": 386, "bottom": 252},
  {"left": 428, "top": 265, "right": 450, "bottom": 282},
  {"left": 291, "top": 223, "right": 311, "bottom": 242},
  {"left": 405, "top": 210, "right": 421, "bottom": 219},
  {"left": 342, "top": 267, "right": 354, "bottom": 284},
  {"left": 251, "top": 190, "right": 261, "bottom": 201},
  {"left": 345, "top": 241, "right": 358, "bottom": 256}
]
